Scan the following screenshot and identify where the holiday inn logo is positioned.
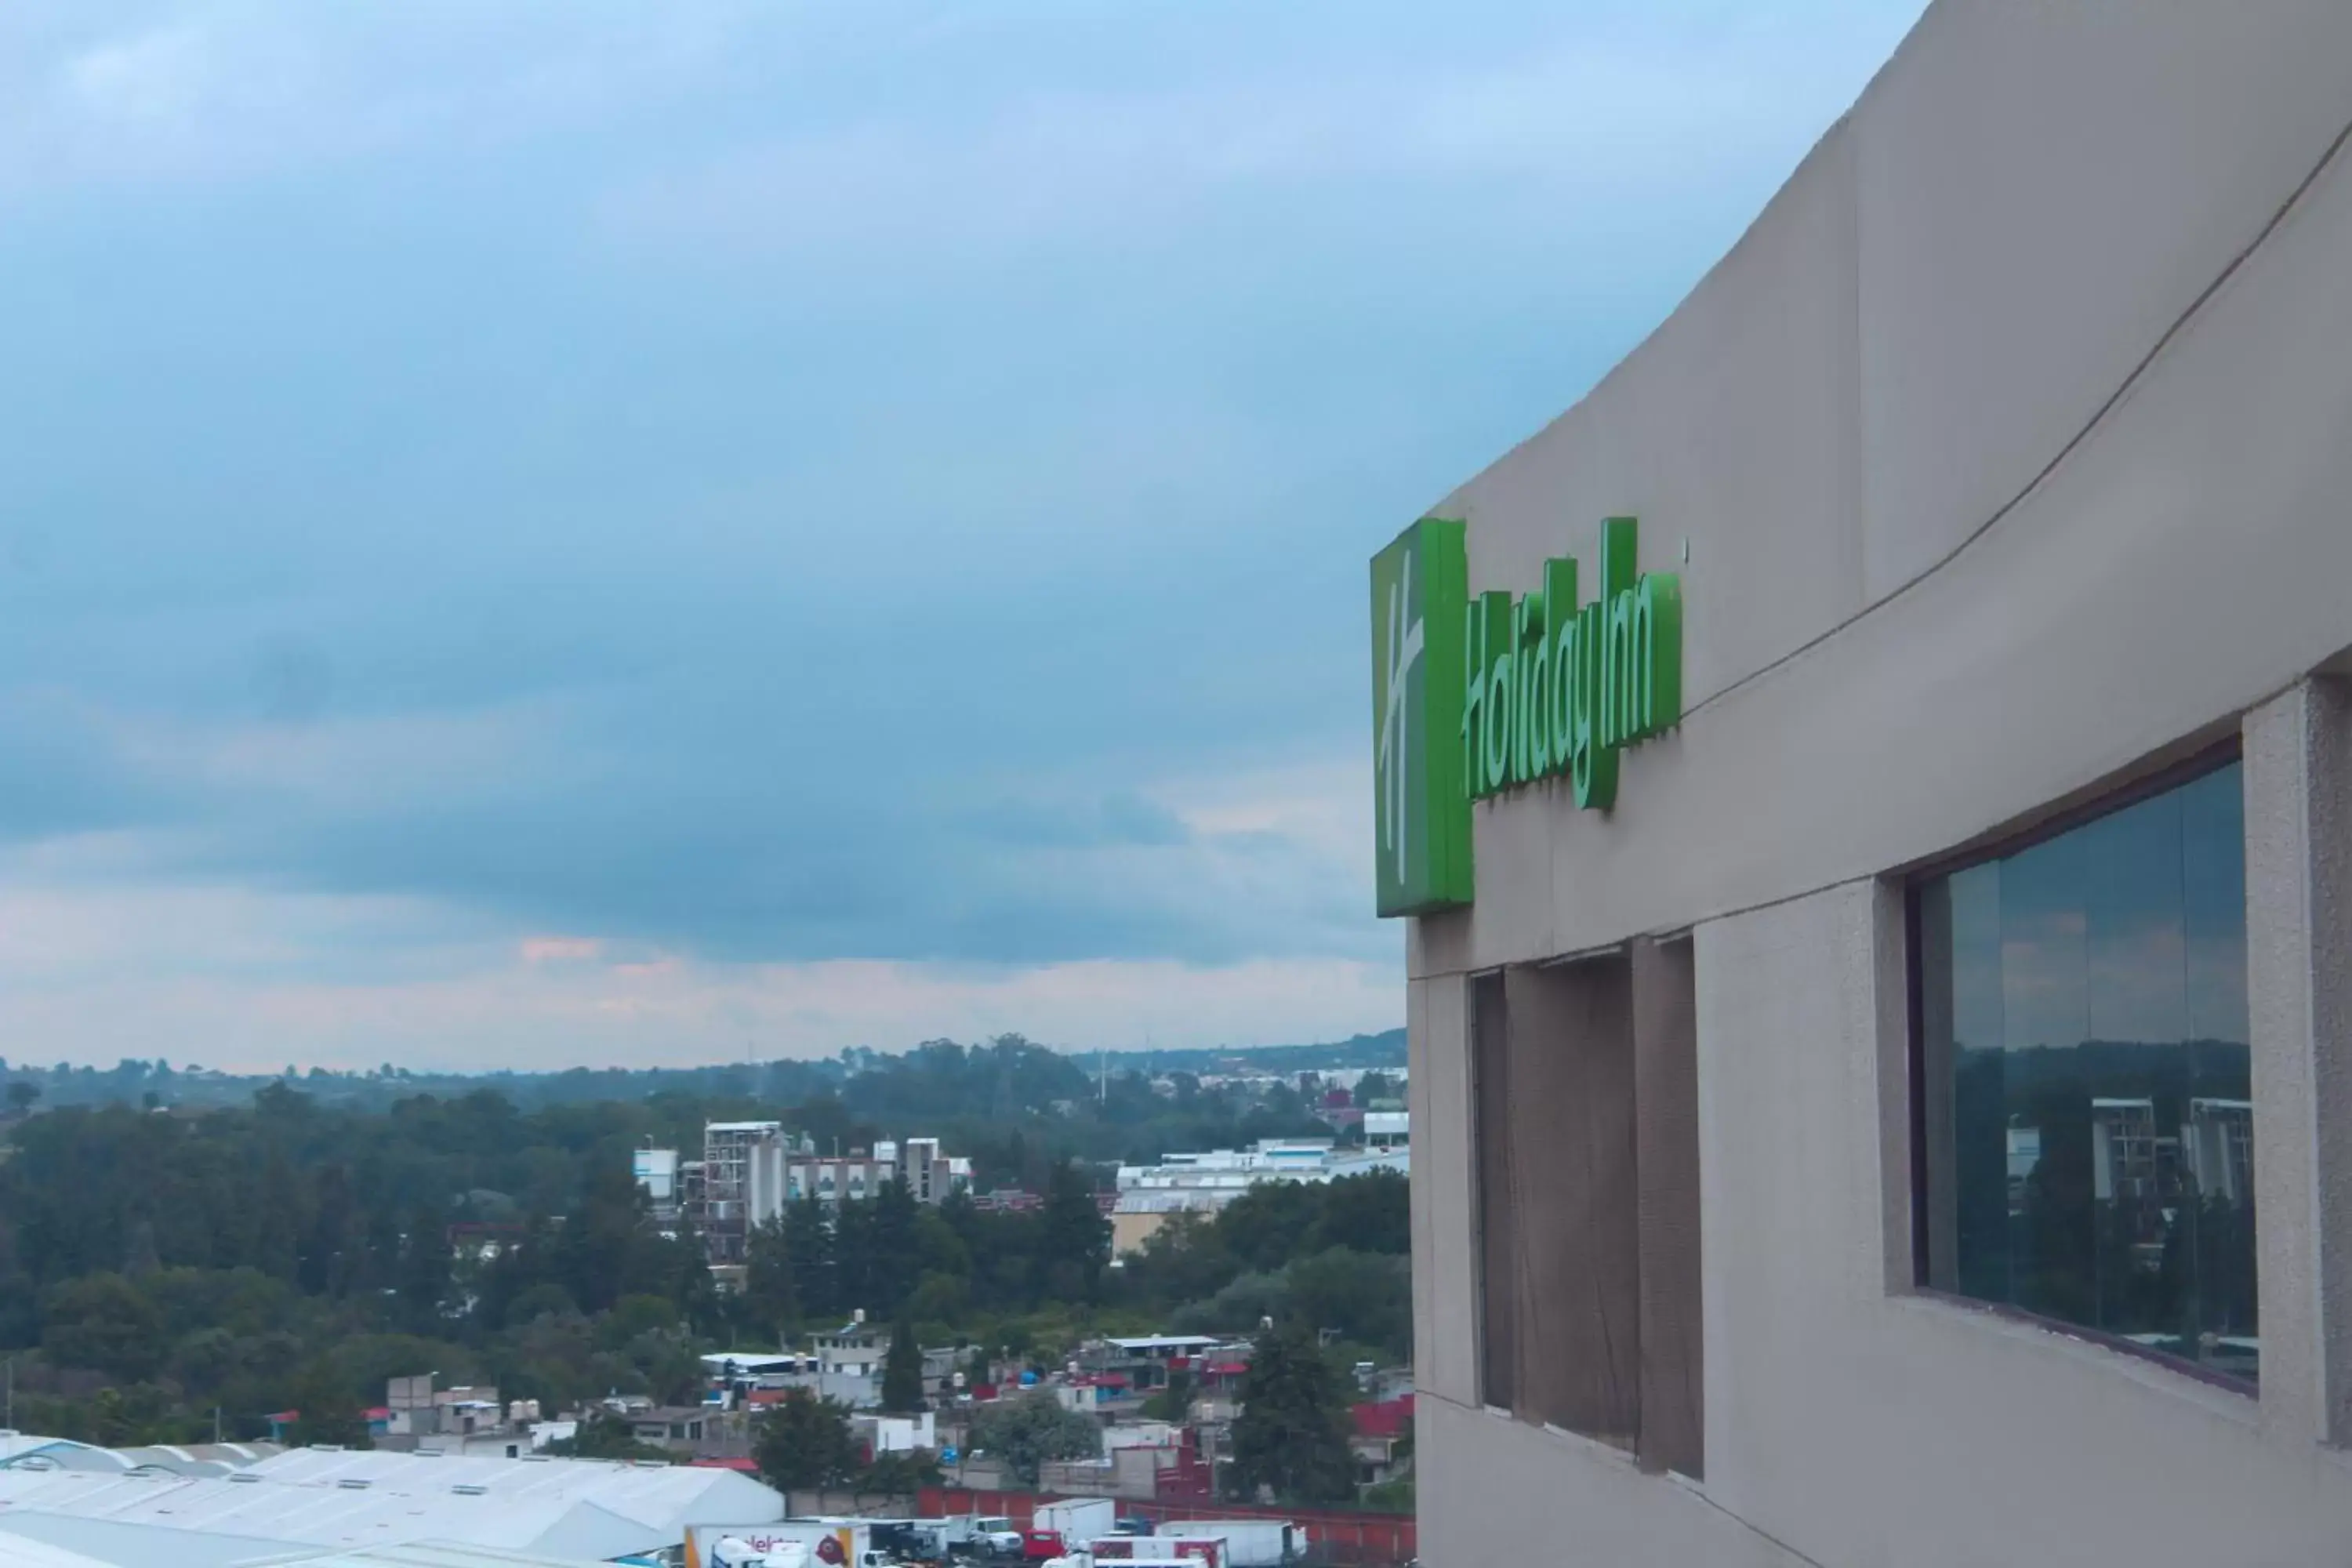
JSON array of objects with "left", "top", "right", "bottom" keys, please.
[
  {"left": 1369, "top": 514, "right": 1683, "bottom": 917},
  {"left": 1370, "top": 518, "right": 1472, "bottom": 918}
]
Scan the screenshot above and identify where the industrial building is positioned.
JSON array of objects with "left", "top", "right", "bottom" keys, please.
[
  {"left": 0, "top": 1444, "right": 782, "bottom": 1566},
  {"left": 1109, "top": 1132, "right": 1409, "bottom": 1255}
]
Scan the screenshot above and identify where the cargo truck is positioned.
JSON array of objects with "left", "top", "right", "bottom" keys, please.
[
  {"left": 688, "top": 1522, "right": 883, "bottom": 1568},
  {"left": 1158, "top": 1522, "right": 1302, "bottom": 1567},
  {"left": 1087, "top": 1535, "right": 1225, "bottom": 1566}
]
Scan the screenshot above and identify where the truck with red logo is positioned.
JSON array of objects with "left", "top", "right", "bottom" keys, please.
[{"left": 688, "top": 1521, "right": 880, "bottom": 1568}]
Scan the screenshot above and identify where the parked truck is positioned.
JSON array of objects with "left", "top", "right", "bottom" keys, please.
[
  {"left": 1022, "top": 1498, "right": 1117, "bottom": 1559},
  {"left": 1088, "top": 1535, "right": 1225, "bottom": 1567},
  {"left": 1035, "top": 1500, "right": 1116, "bottom": 1543},
  {"left": 702, "top": 1535, "right": 811, "bottom": 1568},
  {"left": 971, "top": 1515, "right": 1025, "bottom": 1559},
  {"left": 688, "top": 1522, "right": 882, "bottom": 1568},
  {"left": 1159, "top": 1523, "right": 1302, "bottom": 1567}
]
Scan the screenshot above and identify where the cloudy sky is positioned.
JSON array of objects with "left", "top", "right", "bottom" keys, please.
[{"left": 0, "top": 0, "right": 1926, "bottom": 1071}]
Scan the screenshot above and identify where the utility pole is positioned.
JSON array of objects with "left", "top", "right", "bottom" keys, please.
[{"left": 213, "top": 1406, "right": 223, "bottom": 1445}]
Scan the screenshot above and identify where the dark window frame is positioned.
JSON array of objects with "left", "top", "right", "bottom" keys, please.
[{"left": 1902, "top": 737, "right": 2256, "bottom": 1396}]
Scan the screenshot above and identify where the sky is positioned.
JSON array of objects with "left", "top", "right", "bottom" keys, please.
[{"left": 0, "top": 0, "right": 1928, "bottom": 1072}]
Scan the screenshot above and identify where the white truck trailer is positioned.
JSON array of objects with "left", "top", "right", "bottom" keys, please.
[
  {"left": 1158, "top": 1522, "right": 1302, "bottom": 1567},
  {"left": 1033, "top": 1498, "right": 1117, "bottom": 1545}
]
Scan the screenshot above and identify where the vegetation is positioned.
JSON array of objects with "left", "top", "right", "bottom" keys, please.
[
  {"left": 546, "top": 1410, "right": 675, "bottom": 1461},
  {"left": 880, "top": 1318, "right": 925, "bottom": 1414},
  {"left": 752, "top": 1388, "right": 861, "bottom": 1489},
  {"left": 1225, "top": 1320, "right": 1357, "bottom": 1506},
  {"left": 965, "top": 1387, "right": 1104, "bottom": 1486},
  {"left": 0, "top": 1037, "right": 1407, "bottom": 1450}
]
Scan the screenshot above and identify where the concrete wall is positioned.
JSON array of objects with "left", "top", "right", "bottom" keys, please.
[{"left": 1405, "top": 1, "right": 2352, "bottom": 1562}]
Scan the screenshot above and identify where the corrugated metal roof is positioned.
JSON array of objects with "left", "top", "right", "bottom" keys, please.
[
  {"left": 0, "top": 1447, "right": 780, "bottom": 1567},
  {"left": 0, "top": 1530, "right": 122, "bottom": 1568},
  {"left": 0, "top": 1472, "right": 641, "bottom": 1563},
  {"left": 243, "top": 1450, "right": 779, "bottom": 1533},
  {"left": 232, "top": 1541, "right": 612, "bottom": 1567}
]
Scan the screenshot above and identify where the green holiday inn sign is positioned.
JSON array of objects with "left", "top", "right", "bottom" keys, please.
[{"left": 1369, "top": 515, "right": 1682, "bottom": 917}]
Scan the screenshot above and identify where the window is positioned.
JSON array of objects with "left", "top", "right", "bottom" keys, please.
[
  {"left": 1470, "top": 938, "right": 1703, "bottom": 1475},
  {"left": 1912, "top": 757, "right": 2256, "bottom": 1386}
]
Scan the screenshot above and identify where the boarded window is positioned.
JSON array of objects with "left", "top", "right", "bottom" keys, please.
[
  {"left": 1468, "top": 942, "right": 1703, "bottom": 1477},
  {"left": 1472, "top": 970, "right": 1516, "bottom": 1411},
  {"left": 1633, "top": 935, "right": 1703, "bottom": 1479}
]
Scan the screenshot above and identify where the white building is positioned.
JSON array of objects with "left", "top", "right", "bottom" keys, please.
[
  {"left": 630, "top": 1146, "right": 679, "bottom": 1222},
  {"left": 782, "top": 1138, "right": 971, "bottom": 1209},
  {"left": 1109, "top": 1131, "right": 1408, "bottom": 1254},
  {"left": 0, "top": 1447, "right": 782, "bottom": 1566}
]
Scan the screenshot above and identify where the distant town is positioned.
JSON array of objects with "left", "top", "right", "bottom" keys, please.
[{"left": 0, "top": 1032, "right": 1418, "bottom": 1566}]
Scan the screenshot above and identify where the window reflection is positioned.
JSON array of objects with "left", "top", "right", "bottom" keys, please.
[{"left": 1918, "top": 762, "right": 2256, "bottom": 1385}]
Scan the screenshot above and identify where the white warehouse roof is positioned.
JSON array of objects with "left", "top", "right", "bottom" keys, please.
[
  {"left": 244, "top": 1448, "right": 780, "bottom": 1536},
  {"left": 0, "top": 1450, "right": 782, "bottom": 1567},
  {"left": 0, "top": 1532, "right": 122, "bottom": 1568}
]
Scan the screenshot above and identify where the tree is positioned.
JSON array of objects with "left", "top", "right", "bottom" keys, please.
[
  {"left": 753, "top": 1388, "right": 860, "bottom": 1490},
  {"left": 1215, "top": 1181, "right": 1322, "bottom": 1273},
  {"left": 1141, "top": 1365, "right": 1195, "bottom": 1422},
  {"left": 858, "top": 1447, "right": 942, "bottom": 1504},
  {"left": 7, "top": 1081, "right": 40, "bottom": 1116},
  {"left": 1037, "top": 1160, "right": 1109, "bottom": 1304},
  {"left": 1285, "top": 1247, "right": 1412, "bottom": 1362},
  {"left": 1308, "top": 1171, "right": 1410, "bottom": 1256},
  {"left": 397, "top": 1207, "right": 453, "bottom": 1324},
  {"left": 869, "top": 1178, "right": 920, "bottom": 1321},
  {"left": 967, "top": 1388, "right": 1101, "bottom": 1487},
  {"left": 745, "top": 1213, "right": 798, "bottom": 1333},
  {"left": 287, "top": 1357, "right": 374, "bottom": 1450},
  {"left": 784, "top": 1196, "right": 836, "bottom": 1322},
  {"left": 42, "top": 1273, "right": 165, "bottom": 1381},
  {"left": 880, "top": 1318, "right": 925, "bottom": 1413},
  {"left": 1227, "top": 1321, "right": 1355, "bottom": 1505},
  {"left": 832, "top": 1197, "right": 877, "bottom": 1319},
  {"left": 549, "top": 1411, "right": 673, "bottom": 1461}
]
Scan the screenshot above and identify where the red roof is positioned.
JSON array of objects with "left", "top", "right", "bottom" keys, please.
[
  {"left": 1204, "top": 1361, "right": 1249, "bottom": 1377},
  {"left": 746, "top": 1388, "right": 791, "bottom": 1406},
  {"left": 691, "top": 1457, "right": 760, "bottom": 1472},
  {"left": 1352, "top": 1394, "right": 1415, "bottom": 1439}
]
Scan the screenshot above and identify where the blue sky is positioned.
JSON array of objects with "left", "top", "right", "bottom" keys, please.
[{"left": 0, "top": 0, "right": 1926, "bottom": 1069}]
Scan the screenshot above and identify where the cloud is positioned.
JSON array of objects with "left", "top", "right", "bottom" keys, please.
[
  {"left": 520, "top": 935, "right": 602, "bottom": 964},
  {"left": 0, "top": 0, "right": 1926, "bottom": 1064},
  {"left": 0, "top": 860, "right": 1399, "bottom": 1069},
  {"left": 594, "top": 20, "right": 1894, "bottom": 270}
]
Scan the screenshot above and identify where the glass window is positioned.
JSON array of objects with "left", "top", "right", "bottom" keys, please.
[{"left": 1915, "top": 760, "right": 2256, "bottom": 1386}]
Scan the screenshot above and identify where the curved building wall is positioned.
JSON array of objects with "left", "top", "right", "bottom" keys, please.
[{"left": 1403, "top": 2, "right": 2352, "bottom": 1563}]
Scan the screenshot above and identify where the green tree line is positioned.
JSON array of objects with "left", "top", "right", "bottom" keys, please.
[{"left": 0, "top": 1048, "right": 1407, "bottom": 1451}]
